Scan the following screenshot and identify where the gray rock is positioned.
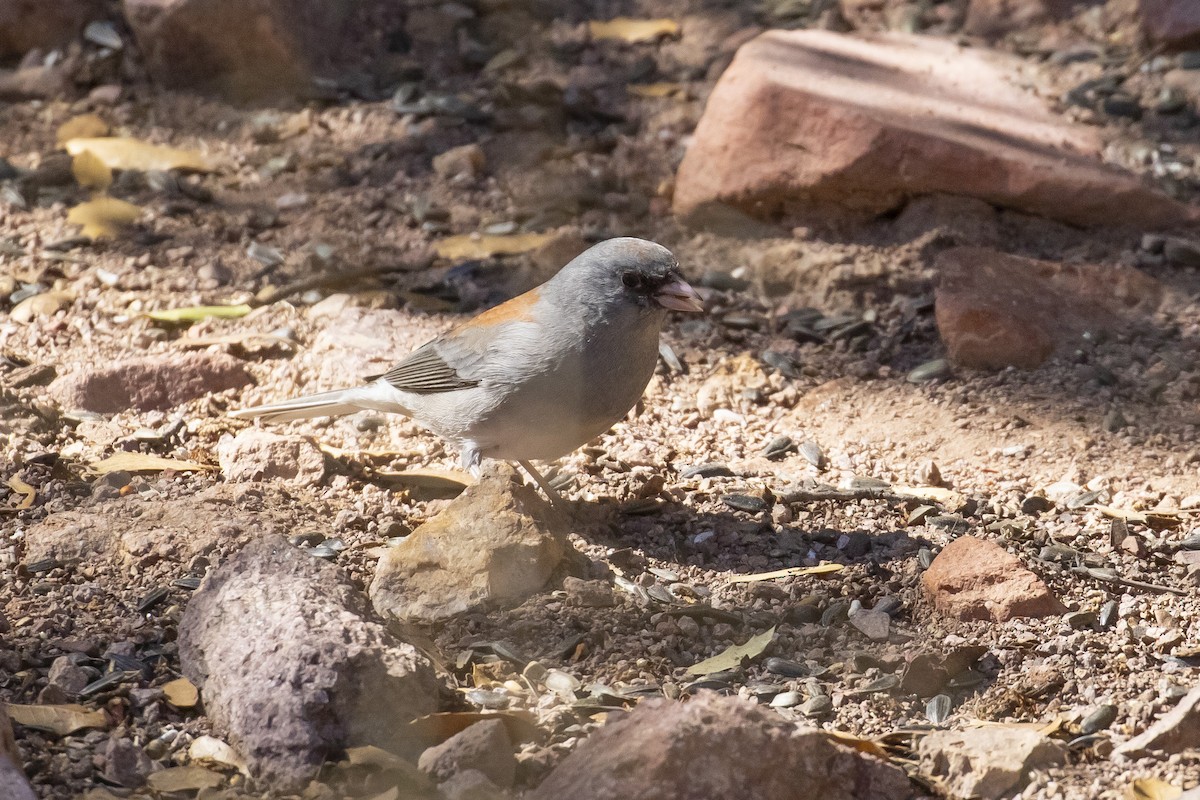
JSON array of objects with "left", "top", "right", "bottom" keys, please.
[
  {"left": 918, "top": 726, "right": 1067, "bottom": 800},
  {"left": 217, "top": 429, "right": 327, "bottom": 487},
  {"left": 179, "top": 536, "right": 438, "bottom": 791},
  {"left": 529, "top": 692, "right": 912, "bottom": 800},
  {"left": 440, "top": 769, "right": 509, "bottom": 800},
  {"left": 370, "top": 465, "right": 575, "bottom": 623},
  {"left": 1115, "top": 686, "right": 1200, "bottom": 758},
  {"left": 0, "top": 706, "right": 36, "bottom": 800},
  {"left": 103, "top": 737, "right": 152, "bottom": 788},
  {"left": 46, "top": 656, "right": 90, "bottom": 695},
  {"left": 562, "top": 577, "right": 616, "bottom": 608},
  {"left": 419, "top": 720, "right": 515, "bottom": 787},
  {"left": 848, "top": 610, "right": 891, "bottom": 642}
]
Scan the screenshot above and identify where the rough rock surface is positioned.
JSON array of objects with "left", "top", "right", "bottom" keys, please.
[
  {"left": 50, "top": 352, "right": 253, "bottom": 413},
  {"left": 0, "top": 705, "right": 36, "bottom": 800},
  {"left": 921, "top": 536, "right": 1066, "bottom": 622},
  {"left": 1114, "top": 686, "right": 1200, "bottom": 758},
  {"left": 418, "top": 720, "right": 515, "bottom": 788},
  {"left": 528, "top": 692, "right": 913, "bottom": 800},
  {"left": 217, "top": 429, "right": 327, "bottom": 486},
  {"left": 1139, "top": 0, "right": 1200, "bottom": 49},
  {"left": 0, "top": 0, "right": 105, "bottom": 60},
  {"left": 964, "top": 0, "right": 1103, "bottom": 38},
  {"left": 178, "top": 536, "right": 438, "bottom": 790},
  {"left": 918, "top": 726, "right": 1068, "bottom": 800},
  {"left": 370, "top": 465, "right": 574, "bottom": 623},
  {"left": 934, "top": 247, "right": 1163, "bottom": 369},
  {"left": 673, "top": 30, "right": 1199, "bottom": 229}
]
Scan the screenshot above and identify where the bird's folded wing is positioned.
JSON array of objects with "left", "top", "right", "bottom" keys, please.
[{"left": 377, "top": 340, "right": 481, "bottom": 394}]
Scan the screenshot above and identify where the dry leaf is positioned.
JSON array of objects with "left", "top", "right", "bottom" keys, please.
[
  {"left": 5, "top": 703, "right": 107, "bottom": 736},
  {"left": 372, "top": 469, "right": 473, "bottom": 492},
  {"left": 56, "top": 113, "right": 110, "bottom": 145},
  {"left": 189, "top": 735, "right": 247, "bottom": 774},
  {"left": 1095, "top": 505, "right": 1182, "bottom": 531},
  {"left": 1127, "top": 778, "right": 1182, "bottom": 800},
  {"left": 64, "top": 136, "right": 216, "bottom": 173},
  {"left": 686, "top": 626, "right": 775, "bottom": 675},
  {"left": 824, "top": 730, "right": 890, "bottom": 759},
  {"left": 71, "top": 150, "right": 113, "bottom": 191},
  {"left": 146, "top": 304, "right": 253, "bottom": 324},
  {"left": 589, "top": 18, "right": 680, "bottom": 43},
  {"left": 67, "top": 196, "right": 141, "bottom": 239},
  {"left": 3, "top": 476, "right": 35, "bottom": 511},
  {"left": 88, "top": 452, "right": 213, "bottom": 475},
  {"left": 162, "top": 677, "right": 199, "bottom": 709},
  {"left": 146, "top": 766, "right": 224, "bottom": 793},
  {"left": 725, "top": 563, "right": 843, "bottom": 583},
  {"left": 434, "top": 232, "right": 555, "bottom": 260},
  {"left": 628, "top": 82, "right": 684, "bottom": 98}
]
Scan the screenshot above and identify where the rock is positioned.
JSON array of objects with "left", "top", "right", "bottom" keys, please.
[
  {"left": 0, "top": 706, "right": 36, "bottom": 800},
  {"left": 217, "top": 429, "right": 327, "bottom": 487},
  {"left": 1114, "top": 686, "right": 1200, "bottom": 758},
  {"left": 1140, "top": 0, "right": 1200, "bottom": 50},
  {"left": 418, "top": 720, "right": 515, "bottom": 788},
  {"left": 433, "top": 144, "right": 486, "bottom": 180},
  {"left": 0, "top": 0, "right": 105, "bottom": 60},
  {"left": 562, "top": 577, "right": 616, "bottom": 608},
  {"left": 47, "top": 656, "right": 90, "bottom": 695},
  {"left": 0, "top": 65, "right": 71, "bottom": 102},
  {"left": 440, "top": 769, "right": 508, "bottom": 800},
  {"left": 934, "top": 248, "right": 1163, "bottom": 370},
  {"left": 370, "top": 464, "right": 574, "bottom": 623},
  {"left": 921, "top": 536, "right": 1066, "bottom": 622},
  {"left": 121, "top": 0, "right": 400, "bottom": 102},
  {"left": 848, "top": 609, "right": 891, "bottom": 642},
  {"left": 50, "top": 352, "right": 254, "bottom": 413},
  {"left": 964, "top": 0, "right": 1102, "bottom": 38},
  {"left": 528, "top": 692, "right": 912, "bottom": 800},
  {"left": 178, "top": 536, "right": 438, "bottom": 790},
  {"left": 673, "top": 30, "right": 1199, "bottom": 230},
  {"left": 103, "top": 737, "right": 153, "bottom": 788},
  {"left": 918, "top": 726, "right": 1067, "bottom": 800}
]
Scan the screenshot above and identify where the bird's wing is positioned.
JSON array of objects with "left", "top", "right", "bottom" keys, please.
[{"left": 376, "top": 339, "right": 482, "bottom": 394}]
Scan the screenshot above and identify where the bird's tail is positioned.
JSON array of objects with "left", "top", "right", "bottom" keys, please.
[{"left": 229, "top": 382, "right": 405, "bottom": 423}]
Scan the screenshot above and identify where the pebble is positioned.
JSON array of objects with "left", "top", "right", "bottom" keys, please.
[{"left": 800, "top": 695, "right": 832, "bottom": 717}]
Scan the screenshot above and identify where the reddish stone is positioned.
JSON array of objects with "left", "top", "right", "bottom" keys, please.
[
  {"left": 934, "top": 247, "right": 1162, "bottom": 370},
  {"left": 922, "top": 536, "right": 1066, "bottom": 622},
  {"left": 50, "top": 351, "right": 253, "bottom": 413},
  {"left": 1139, "top": 0, "right": 1200, "bottom": 50},
  {"left": 673, "top": 30, "right": 1200, "bottom": 230},
  {"left": 0, "top": 0, "right": 104, "bottom": 60}
]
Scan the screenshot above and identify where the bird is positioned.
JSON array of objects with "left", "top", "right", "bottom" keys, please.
[{"left": 230, "top": 237, "right": 704, "bottom": 500}]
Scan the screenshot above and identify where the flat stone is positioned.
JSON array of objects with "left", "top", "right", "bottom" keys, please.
[
  {"left": 562, "top": 577, "right": 616, "bottom": 608},
  {"left": 918, "top": 726, "right": 1067, "bottom": 800},
  {"left": 50, "top": 352, "right": 253, "bottom": 413},
  {"left": 1114, "top": 686, "right": 1200, "bottom": 758},
  {"left": 370, "top": 464, "right": 575, "bottom": 623},
  {"left": 921, "top": 536, "right": 1066, "bottom": 622},
  {"left": 528, "top": 692, "right": 912, "bottom": 800},
  {"left": 0, "top": 706, "right": 36, "bottom": 800},
  {"left": 418, "top": 720, "right": 515, "bottom": 788},
  {"left": 179, "top": 536, "right": 438, "bottom": 791},
  {"left": 934, "top": 247, "right": 1162, "bottom": 370},
  {"left": 103, "top": 737, "right": 153, "bottom": 788},
  {"left": 673, "top": 30, "right": 1199, "bottom": 230},
  {"left": 848, "top": 609, "right": 891, "bottom": 642},
  {"left": 217, "top": 429, "right": 327, "bottom": 487}
]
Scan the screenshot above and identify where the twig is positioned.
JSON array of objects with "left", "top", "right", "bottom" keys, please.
[
  {"left": 251, "top": 255, "right": 433, "bottom": 307},
  {"left": 1068, "top": 566, "right": 1185, "bottom": 596}
]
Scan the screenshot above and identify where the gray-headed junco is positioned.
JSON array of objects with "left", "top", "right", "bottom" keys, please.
[{"left": 230, "top": 237, "right": 703, "bottom": 497}]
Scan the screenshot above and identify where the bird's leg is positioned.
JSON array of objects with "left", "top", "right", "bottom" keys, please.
[
  {"left": 517, "top": 459, "right": 566, "bottom": 507},
  {"left": 460, "top": 444, "right": 483, "bottom": 480}
]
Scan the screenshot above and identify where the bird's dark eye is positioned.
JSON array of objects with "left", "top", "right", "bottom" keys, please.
[{"left": 622, "top": 271, "right": 644, "bottom": 290}]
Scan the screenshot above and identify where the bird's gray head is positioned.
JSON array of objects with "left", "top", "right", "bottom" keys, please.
[{"left": 551, "top": 237, "right": 703, "bottom": 316}]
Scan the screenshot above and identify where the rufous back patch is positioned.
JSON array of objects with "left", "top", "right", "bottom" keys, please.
[{"left": 465, "top": 287, "right": 540, "bottom": 328}]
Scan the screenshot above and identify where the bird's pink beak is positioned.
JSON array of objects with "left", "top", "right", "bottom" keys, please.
[{"left": 654, "top": 279, "right": 704, "bottom": 312}]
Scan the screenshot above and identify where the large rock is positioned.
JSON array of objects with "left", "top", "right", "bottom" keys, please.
[
  {"left": 1140, "top": 0, "right": 1200, "bottom": 50},
  {"left": 179, "top": 536, "right": 438, "bottom": 790},
  {"left": 370, "top": 465, "right": 575, "bottom": 623},
  {"left": 918, "top": 726, "right": 1067, "bottom": 800},
  {"left": 673, "top": 30, "right": 1199, "bottom": 230},
  {"left": 50, "top": 352, "right": 253, "bottom": 413},
  {"left": 529, "top": 692, "right": 912, "bottom": 800},
  {"left": 217, "top": 429, "right": 327, "bottom": 487},
  {"left": 0, "top": 706, "right": 36, "bottom": 800},
  {"left": 1115, "top": 686, "right": 1200, "bottom": 758},
  {"left": 121, "top": 0, "right": 400, "bottom": 102},
  {"left": 921, "top": 536, "right": 1066, "bottom": 622},
  {"left": 934, "top": 247, "right": 1163, "bottom": 369},
  {"left": 0, "top": 0, "right": 104, "bottom": 60}
]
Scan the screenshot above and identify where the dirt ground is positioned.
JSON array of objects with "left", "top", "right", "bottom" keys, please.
[{"left": 3, "top": 0, "right": 1200, "bottom": 797}]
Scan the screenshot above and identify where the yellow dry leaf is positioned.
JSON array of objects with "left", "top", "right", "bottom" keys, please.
[
  {"left": 434, "top": 232, "right": 555, "bottom": 260},
  {"left": 824, "top": 730, "right": 890, "bottom": 759},
  {"left": 6, "top": 703, "right": 108, "bottom": 735},
  {"left": 589, "top": 17, "right": 681, "bottom": 43},
  {"left": 146, "top": 766, "right": 224, "bottom": 793},
  {"left": 628, "top": 82, "right": 684, "bottom": 98},
  {"left": 686, "top": 626, "right": 775, "bottom": 675},
  {"left": 67, "top": 196, "right": 141, "bottom": 239},
  {"left": 162, "top": 677, "right": 199, "bottom": 709},
  {"left": 725, "top": 563, "right": 844, "bottom": 583},
  {"left": 1127, "top": 778, "right": 1182, "bottom": 800},
  {"left": 145, "top": 304, "right": 253, "bottom": 324},
  {"left": 88, "top": 452, "right": 213, "bottom": 475},
  {"left": 3, "top": 475, "right": 35, "bottom": 511},
  {"left": 56, "top": 113, "right": 110, "bottom": 145},
  {"left": 372, "top": 468, "right": 473, "bottom": 492},
  {"left": 64, "top": 136, "right": 216, "bottom": 173},
  {"left": 71, "top": 150, "right": 113, "bottom": 191}
]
